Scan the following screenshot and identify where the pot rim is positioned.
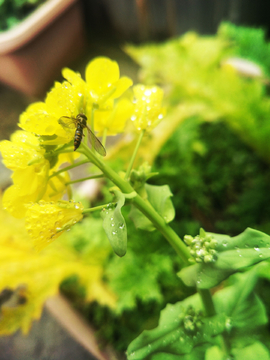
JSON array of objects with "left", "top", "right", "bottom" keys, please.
[{"left": 0, "top": 0, "right": 78, "bottom": 54}]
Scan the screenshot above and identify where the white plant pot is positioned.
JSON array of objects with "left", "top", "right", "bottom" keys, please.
[{"left": 0, "top": 0, "right": 85, "bottom": 96}]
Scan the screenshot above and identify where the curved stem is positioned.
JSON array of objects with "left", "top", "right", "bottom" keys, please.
[
  {"left": 80, "top": 142, "right": 190, "bottom": 264},
  {"left": 49, "top": 160, "right": 90, "bottom": 179},
  {"left": 125, "top": 130, "right": 145, "bottom": 180},
  {"left": 66, "top": 174, "right": 104, "bottom": 185},
  {"left": 83, "top": 202, "right": 116, "bottom": 214}
]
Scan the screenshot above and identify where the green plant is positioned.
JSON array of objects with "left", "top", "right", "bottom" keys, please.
[
  {"left": 0, "top": 0, "right": 46, "bottom": 31},
  {"left": 1, "top": 33, "right": 270, "bottom": 360}
]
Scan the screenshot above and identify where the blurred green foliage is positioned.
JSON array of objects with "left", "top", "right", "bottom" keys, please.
[
  {"left": 0, "top": 0, "right": 45, "bottom": 31},
  {"left": 62, "top": 23, "right": 270, "bottom": 352},
  {"left": 152, "top": 119, "right": 270, "bottom": 237},
  {"left": 61, "top": 212, "right": 192, "bottom": 351}
]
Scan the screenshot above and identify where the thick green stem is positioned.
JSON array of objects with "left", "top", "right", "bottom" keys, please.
[
  {"left": 198, "top": 289, "right": 216, "bottom": 317},
  {"left": 198, "top": 288, "right": 231, "bottom": 356},
  {"left": 80, "top": 143, "right": 190, "bottom": 264},
  {"left": 125, "top": 130, "right": 145, "bottom": 180}
]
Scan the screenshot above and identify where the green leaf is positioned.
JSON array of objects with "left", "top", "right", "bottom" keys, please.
[
  {"left": 151, "top": 345, "right": 208, "bottom": 360},
  {"left": 129, "top": 184, "right": 175, "bottom": 231},
  {"left": 105, "top": 251, "right": 163, "bottom": 313},
  {"left": 127, "top": 268, "right": 267, "bottom": 360},
  {"left": 214, "top": 268, "right": 268, "bottom": 331},
  {"left": 100, "top": 190, "right": 127, "bottom": 257},
  {"left": 178, "top": 228, "right": 270, "bottom": 289},
  {"left": 232, "top": 342, "right": 270, "bottom": 360},
  {"left": 205, "top": 346, "right": 224, "bottom": 360},
  {"left": 126, "top": 296, "right": 227, "bottom": 360}
]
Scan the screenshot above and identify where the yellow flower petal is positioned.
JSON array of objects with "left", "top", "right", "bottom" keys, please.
[
  {"left": 85, "top": 57, "right": 133, "bottom": 107},
  {"left": 62, "top": 68, "right": 85, "bottom": 88},
  {"left": 0, "top": 131, "right": 45, "bottom": 171},
  {"left": 46, "top": 81, "right": 85, "bottom": 119},
  {"left": 43, "top": 172, "right": 70, "bottom": 202},
  {"left": 19, "top": 102, "right": 56, "bottom": 135},
  {"left": 3, "top": 163, "right": 49, "bottom": 219},
  {"left": 11, "top": 131, "right": 40, "bottom": 148},
  {"left": 112, "top": 77, "right": 134, "bottom": 99},
  {"left": 25, "top": 200, "right": 84, "bottom": 250},
  {"left": 85, "top": 57, "right": 119, "bottom": 101},
  {"left": 95, "top": 98, "right": 134, "bottom": 136},
  {"left": 2, "top": 185, "right": 36, "bottom": 219}
]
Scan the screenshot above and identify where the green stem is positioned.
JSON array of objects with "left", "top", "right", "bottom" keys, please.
[
  {"left": 125, "top": 129, "right": 145, "bottom": 180},
  {"left": 198, "top": 288, "right": 231, "bottom": 356},
  {"left": 66, "top": 174, "right": 104, "bottom": 185},
  {"left": 45, "top": 148, "right": 75, "bottom": 158},
  {"left": 198, "top": 289, "right": 216, "bottom": 317},
  {"left": 83, "top": 202, "right": 116, "bottom": 214},
  {"left": 49, "top": 160, "right": 89, "bottom": 179},
  {"left": 79, "top": 142, "right": 190, "bottom": 264}
]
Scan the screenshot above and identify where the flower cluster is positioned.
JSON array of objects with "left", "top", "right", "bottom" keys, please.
[
  {"left": 184, "top": 228, "right": 218, "bottom": 263},
  {"left": 0, "top": 57, "right": 165, "bottom": 249},
  {"left": 131, "top": 85, "right": 165, "bottom": 131}
]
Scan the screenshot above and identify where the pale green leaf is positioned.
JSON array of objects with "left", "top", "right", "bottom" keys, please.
[
  {"left": 129, "top": 184, "right": 175, "bottom": 231},
  {"left": 100, "top": 190, "right": 127, "bottom": 257},
  {"left": 178, "top": 228, "right": 270, "bottom": 289}
]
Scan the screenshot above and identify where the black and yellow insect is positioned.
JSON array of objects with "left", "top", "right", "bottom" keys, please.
[{"left": 58, "top": 113, "right": 106, "bottom": 156}]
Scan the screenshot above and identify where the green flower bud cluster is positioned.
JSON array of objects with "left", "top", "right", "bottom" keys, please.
[
  {"left": 130, "top": 162, "right": 158, "bottom": 191},
  {"left": 183, "top": 306, "right": 203, "bottom": 334},
  {"left": 184, "top": 228, "right": 218, "bottom": 263}
]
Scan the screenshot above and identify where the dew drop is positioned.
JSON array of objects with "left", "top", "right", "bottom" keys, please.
[{"left": 254, "top": 246, "right": 260, "bottom": 251}]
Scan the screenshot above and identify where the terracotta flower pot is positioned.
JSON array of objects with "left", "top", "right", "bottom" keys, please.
[{"left": 0, "top": 0, "right": 85, "bottom": 97}]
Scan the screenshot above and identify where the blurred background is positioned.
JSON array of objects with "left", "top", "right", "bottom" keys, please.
[
  {"left": 2, "top": 0, "right": 270, "bottom": 359},
  {"left": 1, "top": 0, "right": 270, "bottom": 143}
]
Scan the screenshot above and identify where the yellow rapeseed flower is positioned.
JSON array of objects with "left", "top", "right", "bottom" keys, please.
[
  {"left": 0, "top": 131, "right": 44, "bottom": 170},
  {"left": 19, "top": 57, "right": 133, "bottom": 148},
  {"left": 0, "top": 131, "right": 50, "bottom": 218},
  {"left": 131, "top": 85, "right": 165, "bottom": 131},
  {"left": 85, "top": 57, "right": 133, "bottom": 109},
  {"left": 44, "top": 172, "right": 70, "bottom": 202},
  {"left": 94, "top": 98, "right": 134, "bottom": 136},
  {"left": 19, "top": 81, "right": 86, "bottom": 146},
  {"left": 25, "top": 200, "right": 84, "bottom": 250}
]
